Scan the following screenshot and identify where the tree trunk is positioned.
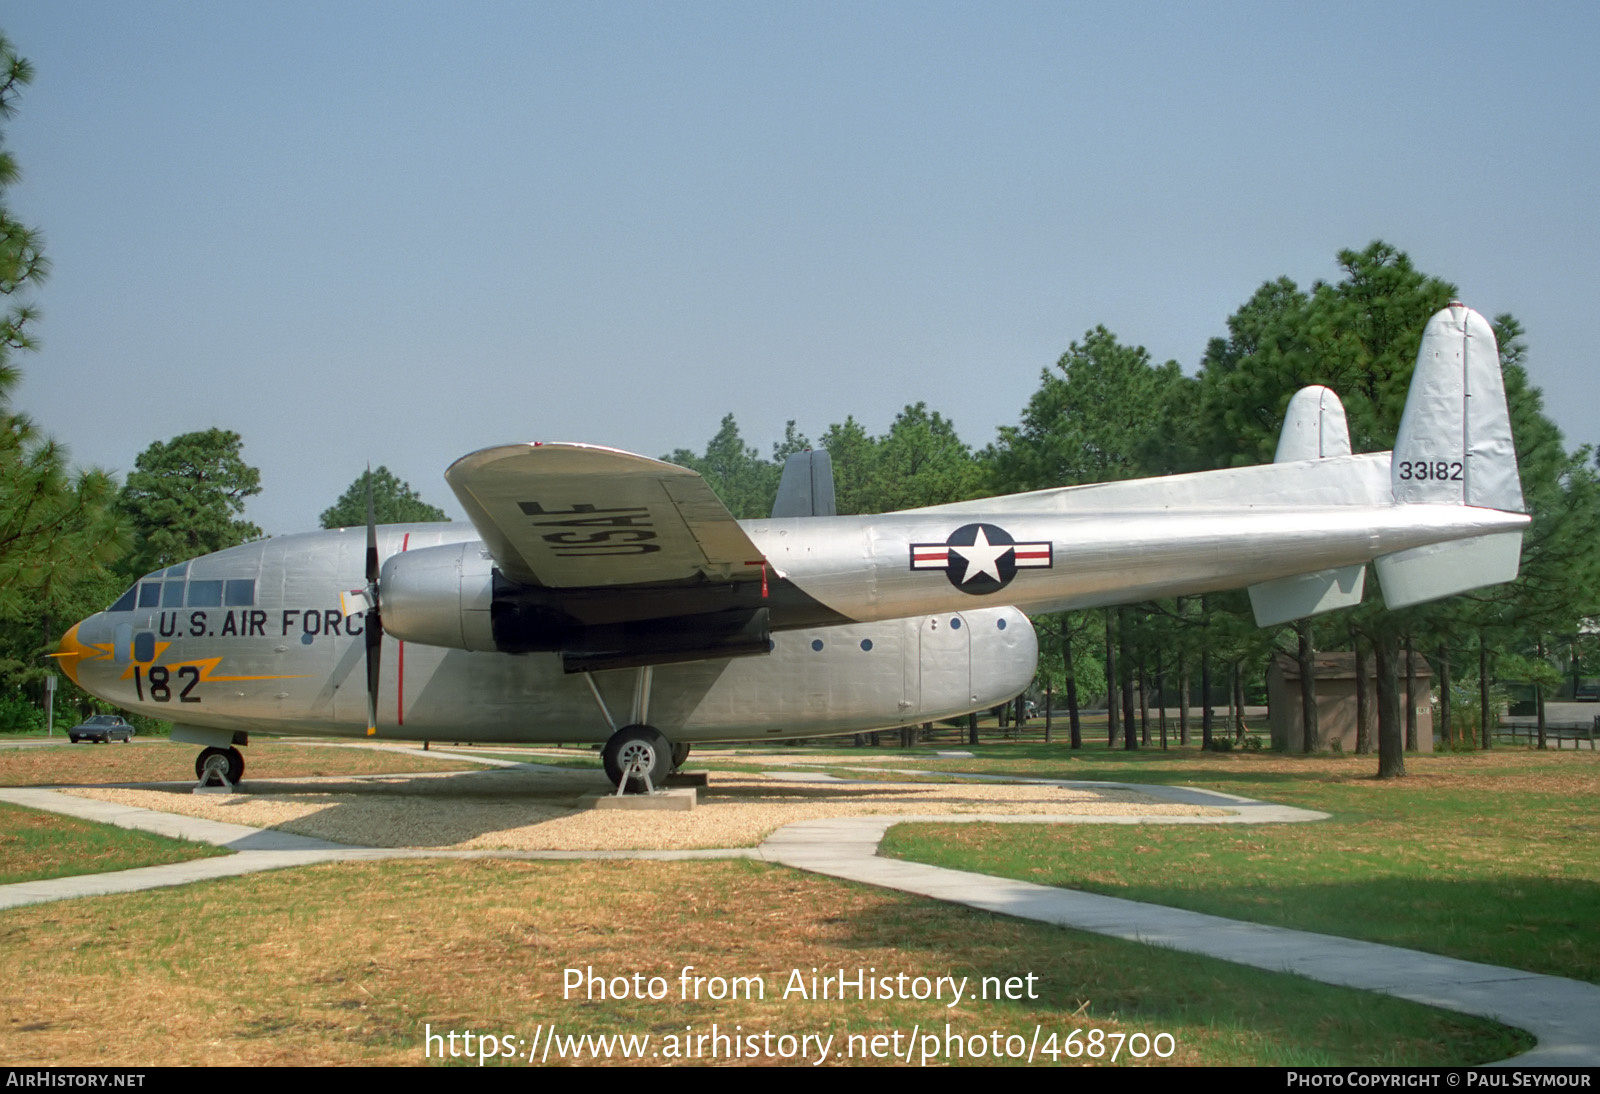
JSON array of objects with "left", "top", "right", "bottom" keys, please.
[
  {"left": 1352, "top": 625, "right": 1371, "bottom": 754},
  {"left": 967, "top": 711, "right": 977, "bottom": 747},
  {"left": 1480, "top": 634, "right": 1492, "bottom": 750},
  {"left": 1537, "top": 636, "right": 1548, "bottom": 750},
  {"left": 1156, "top": 647, "right": 1168, "bottom": 750},
  {"left": 1104, "top": 611, "right": 1119, "bottom": 748},
  {"left": 1120, "top": 609, "right": 1137, "bottom": 751},
  {"left": 1375, "top": 630, "right": 1406, "bottom": 778},
  {"left": 1064, "top": 631, "right": 1082, "bottom": 750},
  {"left": 1043, "top": 679, "right": 1052, "bottom": 744},
  {"left": 1138, "top": 661, "right": 1151, "bottom": 746},
  {"left": 1232, "top": 661, "right": 1246, "bottom": 740},
  {"left": 1178, "top": 659, "right": 1190, "bottom": 746},
  {"left": 1405, "top": 634, "right": 1418, "bottom": 752},
  {"left": 1436, "top": 645, "right": 1452, "bottom": 749},
  {"left": 1297, "top": 619, "right": 1318, "bottom": 752}
]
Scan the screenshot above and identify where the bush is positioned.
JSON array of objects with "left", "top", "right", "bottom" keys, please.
[
  {"left": 1205, "top": 737, "right": 1234, "bottom": 752},
  {"left": 0, "top": 696, "right": 44, "bottom": 733}
]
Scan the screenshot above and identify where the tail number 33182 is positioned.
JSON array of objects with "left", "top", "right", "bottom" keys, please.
[{"left": 1397, "top": 460, "right": 1463, "bottom": 482}]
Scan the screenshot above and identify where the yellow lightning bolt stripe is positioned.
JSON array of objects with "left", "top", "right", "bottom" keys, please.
[
  {"left": 118, "top": 648, "right": 310, "bottom": 683},
  {"left": 58, "top": 641, "right": 116, "bottom": 665}
]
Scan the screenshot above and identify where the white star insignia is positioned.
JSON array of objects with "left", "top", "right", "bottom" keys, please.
[{"left": 948, "top": 526, "right": 1012, "bottom": 584}]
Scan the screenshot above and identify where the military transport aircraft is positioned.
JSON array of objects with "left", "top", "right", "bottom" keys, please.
[{"left": 54, "top": 304, "right": 1528, "bottom": 791}]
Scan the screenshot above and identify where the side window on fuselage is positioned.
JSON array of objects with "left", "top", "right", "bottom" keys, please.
[{"left": 188, "top": 580, "right": 222, "bottom": 607}]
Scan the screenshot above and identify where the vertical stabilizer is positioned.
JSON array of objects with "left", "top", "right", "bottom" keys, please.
[
  {"left": 772, "top": 449, "right": 837, "bottom": 518},
  {"left": 1376, "top": 303, "right": 1525, "bottom": 609},
  {"left": 1249, "top": 385, "right": 1365, "bottom": 626},
  {"left": 1390, "top": 303, "right": 1524, "bottom": 513},
  {"left": 1273, "top": 385, "right": 1352, "bottom": 462}
]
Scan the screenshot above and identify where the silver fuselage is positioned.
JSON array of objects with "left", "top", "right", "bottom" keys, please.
[
  {"left": 60, "top": 450, "right": 1523, "bottom": 746},
  {"left": 61, "top": 521, "right": 1036, "bottom": 744}
]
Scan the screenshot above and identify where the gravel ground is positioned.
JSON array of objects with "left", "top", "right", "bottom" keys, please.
[{"left": 65, "top": 765, "right": 1226, "bottom": 851}]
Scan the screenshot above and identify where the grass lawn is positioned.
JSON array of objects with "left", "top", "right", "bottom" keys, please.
[
  {"left": 0, "top": 801, "right": 228, "bottom": 884},
  {"left": 879, "top": 744, "right": 1600, "bottom": 984},
  {"left": 0, "top": 859, "right": 1527, "bottom": 1066}
]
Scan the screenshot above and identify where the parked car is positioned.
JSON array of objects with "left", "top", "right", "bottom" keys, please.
[{"left": 68, "top": 714, "right": 134, "bottom": 743}]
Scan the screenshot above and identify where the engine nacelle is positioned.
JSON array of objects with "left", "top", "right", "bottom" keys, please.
[
  {"left": 381, "top": 543, "right": 773, "bottom": 673},
  {"left": 380, "top": 542, "right": 497, "bottom": 651}
]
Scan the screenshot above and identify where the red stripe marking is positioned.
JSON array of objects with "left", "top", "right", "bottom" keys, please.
[{"left": 397, "top": 533, "right": 410, "bottom": 726}]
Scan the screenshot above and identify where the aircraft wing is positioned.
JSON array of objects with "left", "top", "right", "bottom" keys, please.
[{"left": 445, "top": 443, "right": 766, "bottom": 588}]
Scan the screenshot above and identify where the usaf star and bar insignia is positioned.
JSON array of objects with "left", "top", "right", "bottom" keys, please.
[{"left": 910, "top": 523, "right": 1052, "bottom": 594}]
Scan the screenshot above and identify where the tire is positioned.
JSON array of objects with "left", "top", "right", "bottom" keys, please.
[
  {"left": 670, "top": 742, "right": 691, "bottom": 772},
  {"left": 195, "top": 746, "right": 245, "bottom": 785},
  {"left": 601, "top": 725, "right": 672, "bottom": 794}
]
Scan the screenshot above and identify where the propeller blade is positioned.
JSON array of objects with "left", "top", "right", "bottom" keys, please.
[
  {"left": 363, "top": 467, "right": 382, "bottom": 736},
  {"left": 365, "top": 609, "right": 381, "bottom": 737},
  {"left": 365, "top": 466, "right": 380, "bottom": 587}
]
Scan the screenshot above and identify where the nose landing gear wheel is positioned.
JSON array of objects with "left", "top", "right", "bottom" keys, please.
[
  {"left": 195, "top": 746, "right": 244, "bottom": 786},
  {"left": 602, "top": 725, "right": 672, "bottom": 794}
]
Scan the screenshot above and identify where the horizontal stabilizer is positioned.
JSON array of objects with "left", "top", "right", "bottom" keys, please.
[
  {"left": 1369, "top": 531, "right": 1516, "bottom": 607},
  {"left": 1375, "top": 532, "right": 1523, "bottom": 609},
  {"left": 1248, "top": 564, "right": 1366, "bottom": 627}
]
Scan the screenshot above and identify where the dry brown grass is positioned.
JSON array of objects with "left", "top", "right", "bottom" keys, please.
[
  {"left": 0, "top": 859, "right": 1521, "bottom": 1067},
  {"left": 0, "top": 739, "right": 484, "bottom": 788}
]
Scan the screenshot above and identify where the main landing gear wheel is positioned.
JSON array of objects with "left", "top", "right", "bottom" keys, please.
[
  {"left": 195, "top": 746, "right": 244, "bottom": 786},
  {"left": 670, "top": 742, "right": 691, "bottom": 772},
  {"left": 602, "top": 725, "right": 672, "bottom": 794}
]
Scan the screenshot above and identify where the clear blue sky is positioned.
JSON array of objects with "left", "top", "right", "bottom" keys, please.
[{"left": 1, "top": 2, "right": 1595, "bottom": 533}]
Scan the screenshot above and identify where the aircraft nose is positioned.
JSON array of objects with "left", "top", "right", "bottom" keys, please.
[{"left": 51, "top": 621, "right": 88, "bottom": 686}]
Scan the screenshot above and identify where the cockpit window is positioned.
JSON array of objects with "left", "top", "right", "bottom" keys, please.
[
  {"left": 107, "top": 574, "right": 255, "bottom": 611},
  {"left": 164, "top": 562, "right": 188, "bottom": 578},
  {"left": 187, "top": 580, "right": 223, "bottom": 607}
]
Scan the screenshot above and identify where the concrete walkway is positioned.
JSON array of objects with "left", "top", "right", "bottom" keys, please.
[
  {"left": 759, "top": 813, "right": 1600, "bottom": 1067},
  {"left": 2, "top": 776, "right": 1596, "bottom": 1066}
]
